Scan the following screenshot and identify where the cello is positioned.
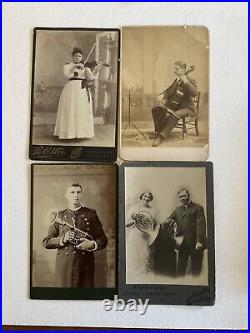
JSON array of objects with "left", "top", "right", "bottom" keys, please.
[{"left": 158, "top": 65, "right": 195, "bottom": 118}]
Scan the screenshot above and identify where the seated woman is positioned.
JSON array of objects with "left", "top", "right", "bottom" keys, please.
[{"left": 126, "top": 192, "right": 159, "bottom": 279}]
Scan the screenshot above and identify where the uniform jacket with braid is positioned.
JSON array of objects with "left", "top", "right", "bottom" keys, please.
[{"left": 43, "top": 206, "right": 108, "bottom": 287}]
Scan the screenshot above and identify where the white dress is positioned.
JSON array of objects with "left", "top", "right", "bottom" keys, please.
[
  {"left": 54, "top": 63, "right": 95, "bottom": 139},
  {"left": 126, "top": 203, "right": 159, "bottom": 279}
]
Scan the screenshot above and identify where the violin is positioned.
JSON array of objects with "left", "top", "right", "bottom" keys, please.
[
  {"left": 73, "top": 60, "right": 107, "bottom": 87},
  {"left": 74, "top": 60, "right": 109, "bottom": 70},
  {"left": 85, "top": 60, "right": 109, "bottom": 68}
]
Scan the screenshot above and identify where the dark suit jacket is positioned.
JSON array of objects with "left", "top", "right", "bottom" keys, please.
[
  {"left": 164, "top": 76, "right": 198, "bottom": 113},
  {"left": 169, "top": 201, "right": 207, "bottom": 249},
  {"left": 43, "top": 206, "right": 108, "bottom": 287}
]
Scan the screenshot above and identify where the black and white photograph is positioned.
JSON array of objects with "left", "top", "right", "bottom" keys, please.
[
  {"left": 30, "top": 164, "right": 117, "bottom": 300},
  {"left": 120, "top": 26, "right": 209, "bottom": 161},
  {"left": 30, "top": 28, "right": 119, "bottom": 161},
  {"left": 4, "top": 2, "right": 247, "bottom": 329},
  {"left": 119, "top": 162, "right": 215, "bottom": 305}
]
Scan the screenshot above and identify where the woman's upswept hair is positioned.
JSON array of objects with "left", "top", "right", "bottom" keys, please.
[
  {"left": 139, "top": 192, "right": 153, "bottom": 202},
  {"left": 72, "top": 47, "right": 83, "bottom": 56}
]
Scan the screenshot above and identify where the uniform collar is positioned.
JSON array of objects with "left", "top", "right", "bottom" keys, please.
[{"left": 67, "top": 204, "right": 83, "bottom": 213}]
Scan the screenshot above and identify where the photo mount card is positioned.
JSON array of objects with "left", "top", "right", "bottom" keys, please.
[
  {"left": 29, "top": 27, "right": 120, "bottom": 162},
  {"left": 120, "top": 26, "right": 209, "bottom": 162},
  {"left": 30, "top": 163, "right": 118, "bottom": 300},
  {"left": 118, "top": 161, "right": 215, "bottom": 305}
]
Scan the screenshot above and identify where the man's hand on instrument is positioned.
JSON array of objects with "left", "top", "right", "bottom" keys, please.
[
  {"left": 62, "top": 230, "right": 76, "bottom": 244},
  {"left": 195, "top": 241, "right": 203, "bottom": 250},
  {"left": 76, "top": 238, "right": 96, "bottom": 251},
  {"left": 175, "top": 235, "right": 184, "bottom": 248}
]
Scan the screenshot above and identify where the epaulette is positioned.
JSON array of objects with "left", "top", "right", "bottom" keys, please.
[{"left": 57, "top": 208, "right": 67, "bottom": 217}]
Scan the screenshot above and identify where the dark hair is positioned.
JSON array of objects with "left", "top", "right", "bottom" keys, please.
[
  {"left": 177, "top": 188, "right": 190, "bottom": 196},
  {"left": 139, "top": 192, "right": 153, "bottom": 201},
  {"left": 68, "top": 183, "right": 83, "bottom": 191},
  {"left": 175, "top": 61, "right": 186, "bottom": 70},
  {"left": 72, "top": 47, "right": 83, "bottom": 56}
]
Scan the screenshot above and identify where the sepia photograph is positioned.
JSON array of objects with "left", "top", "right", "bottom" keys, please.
[
  {"left": 30, "top": 28, "right": 119, "bottom": 161},
  {"left": 30, "top": 164, "right": 117, "bottom": 299},
  {"left": 119, "top": 162, "right": 215, "bottom": 305},
  {"left": 120, "top": 26, "right": 209, "bottom": 161}
]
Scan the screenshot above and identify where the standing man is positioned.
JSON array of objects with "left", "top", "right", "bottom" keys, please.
[
  {"left": 165, "top": 189, "right": 207, "bottom": 277},
  {"left": 151, "top": 61, "right": 198, "bottom": 146},
  {"left": 43, "top": 183, "right": 108, "bottom": 287}
]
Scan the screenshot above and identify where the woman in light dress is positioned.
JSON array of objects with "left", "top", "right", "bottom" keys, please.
[
  {"left": 54, "top": 47, "right": 99, "bottom": 140},
  {"left": 126, "top": 192, "right": 159, "bottom": 281}
]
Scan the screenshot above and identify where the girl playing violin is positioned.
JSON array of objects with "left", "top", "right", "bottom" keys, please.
[{"left": 54, "top": 47, "right": 99, "bottom": 140}]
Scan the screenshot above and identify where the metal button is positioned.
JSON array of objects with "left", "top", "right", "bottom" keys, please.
[
  {"left": 86, "top": 222, "right": 89, "bottom": 225},
  {"left": 65, "top": 252, "right": 69, "bottom": 255},
  {"left": 85, "top": 218, "right": 87, "bottom": 221},
  {"left": 65, "top": 247, "right": 68, "bottom": 250},
  {"left": 73, "top": 251, "right": 76, "bottom": 254}
]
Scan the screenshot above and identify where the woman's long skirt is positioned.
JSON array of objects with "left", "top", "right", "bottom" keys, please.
[{"left": 54, "top": 80, "right": 94, "bottom": 139}]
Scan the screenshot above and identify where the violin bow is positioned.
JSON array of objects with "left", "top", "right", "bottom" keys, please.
[{"left": 83, "top": 42, "right": 97, "bottom": 65}]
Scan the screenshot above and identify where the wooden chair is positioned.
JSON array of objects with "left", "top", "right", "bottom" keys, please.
[{"left": 176, "top": 92, "right": 201, "bottom": 139}]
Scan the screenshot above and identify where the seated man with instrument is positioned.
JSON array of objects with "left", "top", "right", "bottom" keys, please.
[
  {"left": 43, "top": 183, "right": 108, "bottom": 288},
  {"left": 151, "top": 61, "right": 198, "bottom": 146}
]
